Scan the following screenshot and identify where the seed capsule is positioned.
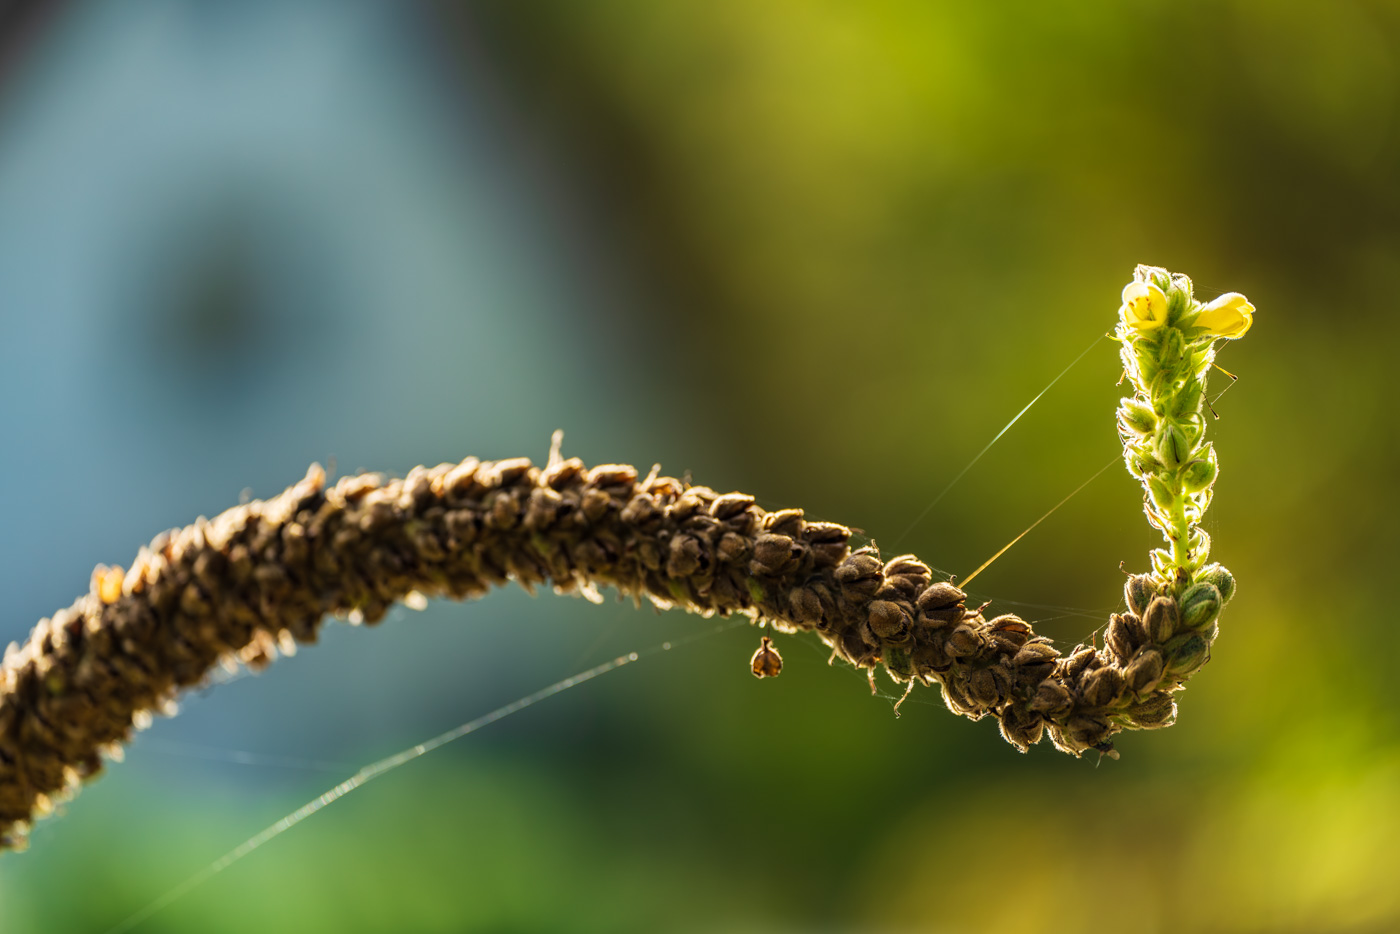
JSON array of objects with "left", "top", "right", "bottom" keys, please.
[
  {"left": 1124, "top": 692, "right": 1176, "bottom": 728},
  {"left": 1030, "top": 681, "right": 1074, "bottom": 719},
  {"left": 751, "top": 534, "right": 797, "bottom": 575},
  {"left": 1124, "top": 575, "right": 1156, "bottom": 617},
  {"left": 1143, "top": 596, "right": 1180, "bottom": 644},
  {"left": 750, "top": 636, "right": 783, "bottom": 678},
  {"left": 966, "top": 667, "right": 1003, "bottom": 708},
  {"left": 867, "top": 600, "right": 912, "bottom": 643},
  {"left": 917, "top": 581, "right": 966, "bottom": 612},
  {"left": 1124, "top": 648, "right": 1164, "bottom": 694},
  {"left": 789, "top": 588, "right": 823, "bottom": 624},
  {"left": 1198, "top": 563, "right": 1237, "bottom": 604},
  {"left": 1078, "top": 667, "right": 1124, "bottom": 708},
  {"left": 1163, "top": 632, "right": 1209, "bottom": 674},
  {"left": 1178, "top": 581, "right": 1222, "bottom": 630},
  {"left": 1106, "top": 613, "right": 1145, "bottom": 664},
  {"left": 998, "top": 706, "right": 1044, "bottom": 751},
  {"left": 944, "top": 625, "right": 980, "bottom": 658}
]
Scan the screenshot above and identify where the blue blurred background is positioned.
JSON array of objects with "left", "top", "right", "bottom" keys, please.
[{"left": 2, "top": 1, "right": 1399, "bottom": 931}]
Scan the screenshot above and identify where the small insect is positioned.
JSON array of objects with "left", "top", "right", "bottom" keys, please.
[{"left": 750, "top": 636, "right": 783, "bottom": 678}]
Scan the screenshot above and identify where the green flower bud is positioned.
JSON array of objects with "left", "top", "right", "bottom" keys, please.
[
  {"left": 1181, "top": 444, "right": 1218, "bottom": 494},
  {"left": 1178, "top": 581, "right": 1222, "bottom": 629},
  {"left": 1163, "top": 632, "right": 1209, "bottom": 674},
  {"left": 1127, "top": 448, "right": 1158, "bottom": 479},
  {"left": 1155, "top": 422, "right": 1190, "bottom": 469},
  {"left": 1197, "top": 563, "right": 1237, "bottom": 604},
  {"left": 1186, "top": 527, "right": 1212, "bottom": 567},
  {"left": 1117, "top": 400, "right": 1156, "bottom": 436},
  {"left": 1149, "top": 548, "right": 1173, "bottom": 579},
  {"left": 1147, "top": 475, "right": 1175, "bottom": 512}
]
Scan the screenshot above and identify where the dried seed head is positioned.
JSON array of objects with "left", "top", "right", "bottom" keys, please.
[
  {"left": 1125, "top": 574, "right": 1157, "bottom": 617},
  {"left": 1106, "top": 613, "right": 1146, "bottom": 665},
  {"left": 867, "top": 601, "right": 912, "bottom": 643},
  {"left": 751, "top": 534, "right": 798, "bottom": 575},
  {"left": 619, "top": 492, "right": 661, "bottom": 527},
  {"left": 1030, "top": 680, "right": 1074, "bottom": 719},
  {"left": 998, "top": 706, "right": 1045, "bottom": 752},
  {"left": 789, "top": 588, "right": 823, "bottom": 624},
  {"left": 709, "top": 492, "right": 755, "bottom": 520},
  {"left": 939, "top": 678, "right": 978, "bottom": 718},
  {"left": 751, "top": 636, "right": 783, "bottom": 679},
  {"left": 1143, "top": 596, "right": 1180, "bottom": 644},
  {"left": 580, "top": 488, "right": 612, "bottom": 521},
  {"left": 1063, "top": 645, "right": 1097, "bottom": 679},
  {"left": 717, "top": 532, "right": 751, "bottom": 565},
  {"left": 1078, "top": 666, "right": 1124, "bottom": 708},
  {"left": 1065, "top": 713, "right": 1111, "bottom": 750},
  {"left": 666, "top": 534, "right": 706, "bottom": 578},
  {"left": 763, "top": 509, "right": 805, "bottom": 537},
  {"left": 966, "top": 667, "right": 1003, "bottom": 708},
  {"left": 987, "top": 615, "right": 1032, "bottom": 652},
  {"left": 1124, "top": 692, "right": 1176, "bottom": 728},
  {"left": 1011, "top": 641, "right": 1057, "bottom": 667},
  {"left": 917, "top": 581, "right": 966, "bottom": 612},
  {"left": 1124, "top": 647, "right": 1165, "bottom": 694},
  {"left": 944, "top": 624, "right": 981, "bottom": 658},
  {"left": 803, "top": 522, "right": 851, "bottom": 566},
  {"left": 882, "top": 556, "right": 931, "bottom": 599},
  {"left": 834, "top": 551, "right": 883, "bottom": 596}
]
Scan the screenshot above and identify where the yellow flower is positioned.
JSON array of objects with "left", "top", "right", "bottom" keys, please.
[
  {"left": 1196, "top": 292, "right": 1253, "bottom": 339},
  {"left": 1121, "top": 281, "right": 1169, "bottom": 330}
]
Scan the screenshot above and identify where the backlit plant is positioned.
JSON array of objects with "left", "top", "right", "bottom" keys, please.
[{"left": 0, "top": 266, "right": 1249, "bottom": 851}]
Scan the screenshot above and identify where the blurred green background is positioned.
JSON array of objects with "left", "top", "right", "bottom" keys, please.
[{"left": 1, "top": 1, "right": 1397, "bottom": 931}]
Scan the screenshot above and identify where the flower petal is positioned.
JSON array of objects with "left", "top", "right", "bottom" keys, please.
[
  {"left": 1121, "top": 281, "right": 1169, "bottom": 330},
  {"left": 1197, "top": 293, "right": 1253, "bottom": 339}
]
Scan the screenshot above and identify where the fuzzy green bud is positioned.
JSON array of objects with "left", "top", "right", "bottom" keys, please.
[
  {"left": 1118, "top": 400, "right": 1156, "bottom": 436},
  {"left": 1155, "top": 422, "right": 1190, "bottom": 470},
  {"left": 1181, "top": 444, "right": 1219, "bottom": 494},
  {"left": 1197, "top": 563, "right": 1236, "bottom": 604},
  {"left": 1163, "top": 632, "right": 1209, "bottom": 674},
  {"left": 1147, "top": 474, "right": 1175, "bottom": 512},
  {"left": 1178, "top": 581, "right": 1222, "bottom": 629}
]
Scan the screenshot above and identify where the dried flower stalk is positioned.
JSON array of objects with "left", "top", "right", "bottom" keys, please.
[{"left": 0, "top": 266, "right": 1248, "bottom": 852}]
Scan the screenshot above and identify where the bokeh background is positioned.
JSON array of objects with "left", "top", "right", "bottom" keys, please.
[{"left": 1, "top": 1, "right": 1397, "bottom": 931}]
